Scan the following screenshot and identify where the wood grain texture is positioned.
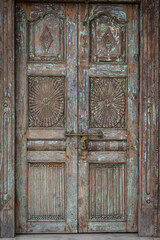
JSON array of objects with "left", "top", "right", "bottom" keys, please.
[
  {"left": 89, "top": 163, "right": 125, "bottom": 221},
  {"left": 28, "top": 163, "right": 65, "bottom": 221},
  {"left": 139, "top": 0, "right": 159, "bottom": 237},
  {"left": 0, "top": 0, "right": 15, "bottom": 238},
  {"left": 16, "top": 0, "right": 141, "bottom": 2},
  {"left": 16, "top": 3, "right": 78, "bottom": 233},
  {"left": 78, "top": 3, "right": 139, "bottom": 233},
  {"left": 0, "top": 0, "right": 159, "bottom": 237},
  {"left": 88, "top": 140, "right": 127, "bottom": 151}
]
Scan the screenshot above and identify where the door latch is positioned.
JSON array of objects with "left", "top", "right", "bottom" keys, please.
[
  {"left": 81, "top": 136, "right": 87, "bottom": 150},
  {"left": 65, "top": 131, "right": 103, "bottom": 150}
]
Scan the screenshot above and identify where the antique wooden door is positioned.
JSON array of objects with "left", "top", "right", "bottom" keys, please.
[{"left": 16, "top": 2, "right": 139, "bottom": 233}]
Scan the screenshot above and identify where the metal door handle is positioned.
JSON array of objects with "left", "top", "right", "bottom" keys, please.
[
  {"left": 81, "top": 136, "right": 87, "bottom": 150},
  {"left": 65, "top": 131, "right": 103, "bottom": 150}
]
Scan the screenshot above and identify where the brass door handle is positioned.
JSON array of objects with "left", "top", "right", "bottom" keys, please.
[
  {"left": 65, "top": 131, "right": 103, "bottom": 150},
  {"left": 81, "top": 136, "right": 87, "bottom": 150}
]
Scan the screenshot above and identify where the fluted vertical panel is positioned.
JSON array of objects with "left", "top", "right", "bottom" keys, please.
[
  {"left": 90, "top": 163, "right": 125, "bottom": 221},
  {"left": 28, "top": 163, "right": 65, "bottom": 220}
]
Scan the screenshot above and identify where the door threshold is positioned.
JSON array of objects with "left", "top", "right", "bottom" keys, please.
[{"left": 2, "top": 234, "right": 158, "bottom": 240}]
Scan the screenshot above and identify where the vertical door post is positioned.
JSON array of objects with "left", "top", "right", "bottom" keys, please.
[
  {"left": 0, "top": 0, "right": 15, "bottom": 237},
  {"left": 139, "top": 0, "right": 159, "bottom": 237}
]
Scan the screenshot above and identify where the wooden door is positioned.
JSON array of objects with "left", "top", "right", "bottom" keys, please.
[
  {"left": 16, "top": 2, "right": 139, "bottom": 233},
  {"left": 16, "top": 3, "right": 78, "bottom": 233},
  {"left": 78, "top": 4, "right": 139, "bottom": 232}
]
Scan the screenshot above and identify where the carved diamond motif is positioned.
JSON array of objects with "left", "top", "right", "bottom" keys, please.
[
  {"left": 90, "top": 78, "right": 126, "bottom": 128},
  {"left": 101, "top": 27, "right": 116, "bottom": 52},
  {"left": 40, "top": 26, "right": 53, "bottom": 52},
  {"left": 28, "top": 76, "right": 65, "bottom": 127},
  {"left": 90, "top": 13, "right": 127, "bottom": 63}
]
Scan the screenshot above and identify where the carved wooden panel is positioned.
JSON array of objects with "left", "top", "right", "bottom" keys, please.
[
  {"left": 28, "top": 7, "right": 65, "bottom": 61},
  {"left": 78, "top": 4, "right": 139, "bottom": 233},
  {"left": 28, "top": 163, "right": 65, "bottom": 221},
  {"left": 90, "top": 12, "right": 127, "bottom": 63},
  {"left": 28, "top": 76, "right": 65, "bottom": 128},
  {"left": 16, "top": 3, "right": 78, "bottom": 233},
  {"left": 90, "top": 163, "right": 125, "bottom": 221},
  {"left": 89, "top": 77, "right": 126, "bottom": 128},
  {"left": 0, "top": 0, "right": 159, "bottom": 237}
]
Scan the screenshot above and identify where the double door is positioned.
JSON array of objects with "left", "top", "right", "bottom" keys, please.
[{"left": 16, "top": 2, "right": 139, "bottom": 233}]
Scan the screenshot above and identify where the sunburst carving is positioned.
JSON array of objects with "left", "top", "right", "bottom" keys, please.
[
  {"left": 90, "top": 78, "right": 126, "bottom": 128},
  {"left": 29, "top": 76, "right": 65, "bottom": 127},
  {"left": 40, "top": 26, "right": 53, "bottom": 52}
]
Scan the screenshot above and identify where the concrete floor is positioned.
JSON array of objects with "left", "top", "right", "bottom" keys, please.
[{"left": 2, "top": 234, "right": 160, "bottom": 240}]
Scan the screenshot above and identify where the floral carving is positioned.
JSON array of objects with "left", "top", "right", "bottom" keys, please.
[
  {"left": 90, "top": 78, "right": 126, "bottom": 128},
  {"left": 29, "top": 76, "right": 65, "bottom": 127},
  {"left": 40, "top": 26, "right": 53, "bottom": 52}
]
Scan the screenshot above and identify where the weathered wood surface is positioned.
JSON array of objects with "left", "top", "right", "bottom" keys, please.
[
  {"left": 0, "top": 0, "right": 15, "bottom": 238},
  {"left": 16, "top": 0, "right": 141, "bottom": 2},
  {"left": 0, "top": 0, "right": 159, "bottom": 238},
  {"left": 139, "top": 0, "right": 159, "bottom": 237},
  {"left": 78, "top": 3, "right": 139, "bottom": 233},
  {"left": 16, "top": 3, "right": 78, "bottom": 233}
]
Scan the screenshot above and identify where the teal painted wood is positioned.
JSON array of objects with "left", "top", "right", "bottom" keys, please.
[
  {"left": 78, "top": 3, "right": 139, "bottom": 232},
  {"left": 0, "top": 0, "right": 159, "bottom": 238},
  {"left": 0, "top": 0, "right": 15, "bottom": 238},
  {"left": 15, "top": 3, "right": 78, "bottom": 233},
  {"left": 139, "top": 0, "right": 160, "bottom": 237}
]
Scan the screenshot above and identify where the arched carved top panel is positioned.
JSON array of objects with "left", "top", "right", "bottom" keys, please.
[
  {"left": 90, "top": 12, "right": 127, "bottom": 63},
  {"left": 28, "top": 12, "right": 65, "bottom": 62},
  {"left": 16, "top": 3, "right": 66, "bottom": 62}
]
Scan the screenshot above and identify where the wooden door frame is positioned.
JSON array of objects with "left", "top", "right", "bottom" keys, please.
[{"left": 0, "top": 0, "right": 159, "bottom": 237}]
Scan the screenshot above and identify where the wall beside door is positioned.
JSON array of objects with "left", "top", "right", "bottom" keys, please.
[{"left": 0, "top": 0, "right": 159, "bottom": 238}]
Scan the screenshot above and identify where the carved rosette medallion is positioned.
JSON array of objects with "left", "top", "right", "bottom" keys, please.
[
  {"left": 90, "top": 78, "right": 126, "bottom": 128},
  {"left": 28, "top": 76, "right": 65, "bottom": 127},
  {"left": 40, "top": 26, "right": 53, "bottom": 52}
]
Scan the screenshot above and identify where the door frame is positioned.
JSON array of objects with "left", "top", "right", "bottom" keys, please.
[{"left": 0, "top": 0, "right": 159, "bottom": 237}]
